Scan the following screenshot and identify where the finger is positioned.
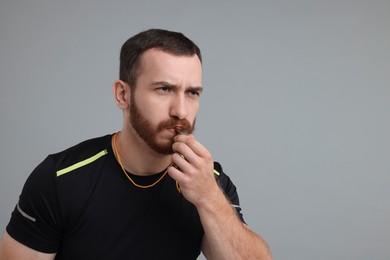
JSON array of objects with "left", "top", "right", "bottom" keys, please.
[
  {"left": 167, "top": 164, "right": 188, "bottom": 183},
  {"left": 174, "top": 133, "right": 192, "bottom": 143},
  {"left": 171, "top": 152, "right": 190, "bottom": 172},
  {"left": 172, "top": 142, "right": 195, "bottom": 162},
  {"left": 178, "top": 136, "right": 211, "bottom": 160}
]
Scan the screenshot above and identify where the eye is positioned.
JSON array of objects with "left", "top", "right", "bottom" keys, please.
[
  {"left": 187, "top": 87, "right": 202, "bottom": 98},
  {"left": 188, "top": 90, "right": 200, "bottom": 97},
  {"left": 157, "top": 86, "right": 172, "bottom": 93}
]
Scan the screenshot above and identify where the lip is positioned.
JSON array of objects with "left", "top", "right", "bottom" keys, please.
[{"left": 166, "top": 127, "right": 177, "bottom": 134}]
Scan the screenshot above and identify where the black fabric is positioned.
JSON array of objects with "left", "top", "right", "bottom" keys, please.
[{"left": 6, "top": 134, "right": 243, "bottom": 259}]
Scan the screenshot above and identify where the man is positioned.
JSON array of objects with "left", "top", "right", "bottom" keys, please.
[{"left": 0, "top": 29, "right": 272, "bottom": 259}]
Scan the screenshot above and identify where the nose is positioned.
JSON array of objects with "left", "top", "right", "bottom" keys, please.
[{"left": 169, "top": 94, "right": 188, "bottom": 119}]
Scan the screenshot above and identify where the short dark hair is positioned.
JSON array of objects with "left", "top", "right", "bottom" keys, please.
[{"left": 119, "top": 29, "right": 202, "bottom": 87}]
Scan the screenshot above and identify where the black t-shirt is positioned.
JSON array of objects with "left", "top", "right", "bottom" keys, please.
[{"left": 6, "top": 134, "right": 244, "bottom": 259}]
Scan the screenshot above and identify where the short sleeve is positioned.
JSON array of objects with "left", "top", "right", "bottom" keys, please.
[
  {"left": 6, "top": 156, "right": 62, "bottom": 253},
  {"left": 213, "top": 161, "right": 245, "bottom": 223}
]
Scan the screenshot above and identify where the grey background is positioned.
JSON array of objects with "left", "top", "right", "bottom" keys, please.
[{"left": 1, "top": 1, "right": 389, "bottom": 259}]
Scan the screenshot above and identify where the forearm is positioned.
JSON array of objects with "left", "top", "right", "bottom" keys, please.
[
  {"left": 168, "top": 135, "right": 272, "bottom": 258},
  {"left": 198, "top": 189, "right": 272, "bottom": 260}
]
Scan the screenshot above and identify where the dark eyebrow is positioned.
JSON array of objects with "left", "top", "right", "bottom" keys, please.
[
  {"left": 152, "top": 81, "right": 172, "bottom": 87},
  {"left": 152, "top": 81, "right": 203, "bottom": 93},
  {"left": 187, "top": 86, "right": 203, "bottom": 93}
]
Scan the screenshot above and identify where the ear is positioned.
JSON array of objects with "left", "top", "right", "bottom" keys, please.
[{"left": 112, "top": 80, "right": 130, "bottom": 110}]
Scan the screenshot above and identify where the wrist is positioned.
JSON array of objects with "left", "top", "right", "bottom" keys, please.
[{"left": 195, "top": 185, "right": 230, "bottom": 216}]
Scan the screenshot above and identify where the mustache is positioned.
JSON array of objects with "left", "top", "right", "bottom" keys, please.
[{"left": 157, "top": 118, "right": 193, "bottom": 134}]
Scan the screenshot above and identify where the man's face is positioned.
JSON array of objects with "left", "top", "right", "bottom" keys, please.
[{"left": 128, "top": 49, "right": 202, "bottom": 154}]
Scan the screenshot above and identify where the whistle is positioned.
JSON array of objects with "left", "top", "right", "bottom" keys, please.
[{"left": 174, "top": 125, "right": 189, "bottom": 135}]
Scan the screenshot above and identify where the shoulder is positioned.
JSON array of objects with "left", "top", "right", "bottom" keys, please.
[
  {"left": 213, "top": 161, "right": 237, "bottom": 193},
  {"left": 49, "top": 134, "right": 113, "bottom": 174},
  {"left": 23, "top": 134, "right": 114, "bottom": 200},
  {"left": 5, "top": 134, "right": 115, "bottom": 254},
  {"left": 213, "top": 161, "right": 245, "bottom": 222}
]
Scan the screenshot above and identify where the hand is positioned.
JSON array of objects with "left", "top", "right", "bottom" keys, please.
[{"left": 167, "top": 134, "right": 220, "bottom": 206}]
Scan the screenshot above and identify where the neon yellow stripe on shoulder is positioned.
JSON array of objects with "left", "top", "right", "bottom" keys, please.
[
  {"left": 56, "top": 149, "right": 108, "bottom": 177},
  {"left": 213, "top": 169, "right": 220, "bottom": 176}
]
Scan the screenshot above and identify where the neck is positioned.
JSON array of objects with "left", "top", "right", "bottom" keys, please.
[{"left": 113, "top": 129, "right": 172, "bottom": 176}]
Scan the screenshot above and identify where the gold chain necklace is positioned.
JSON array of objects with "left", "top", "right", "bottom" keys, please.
[{"left": 113, "top": 132, "right": 171, "bottom": 189}]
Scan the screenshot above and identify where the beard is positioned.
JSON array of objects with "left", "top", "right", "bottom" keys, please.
[{"left": 129, "top": 94, "right": 195, "bottom": 155}]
